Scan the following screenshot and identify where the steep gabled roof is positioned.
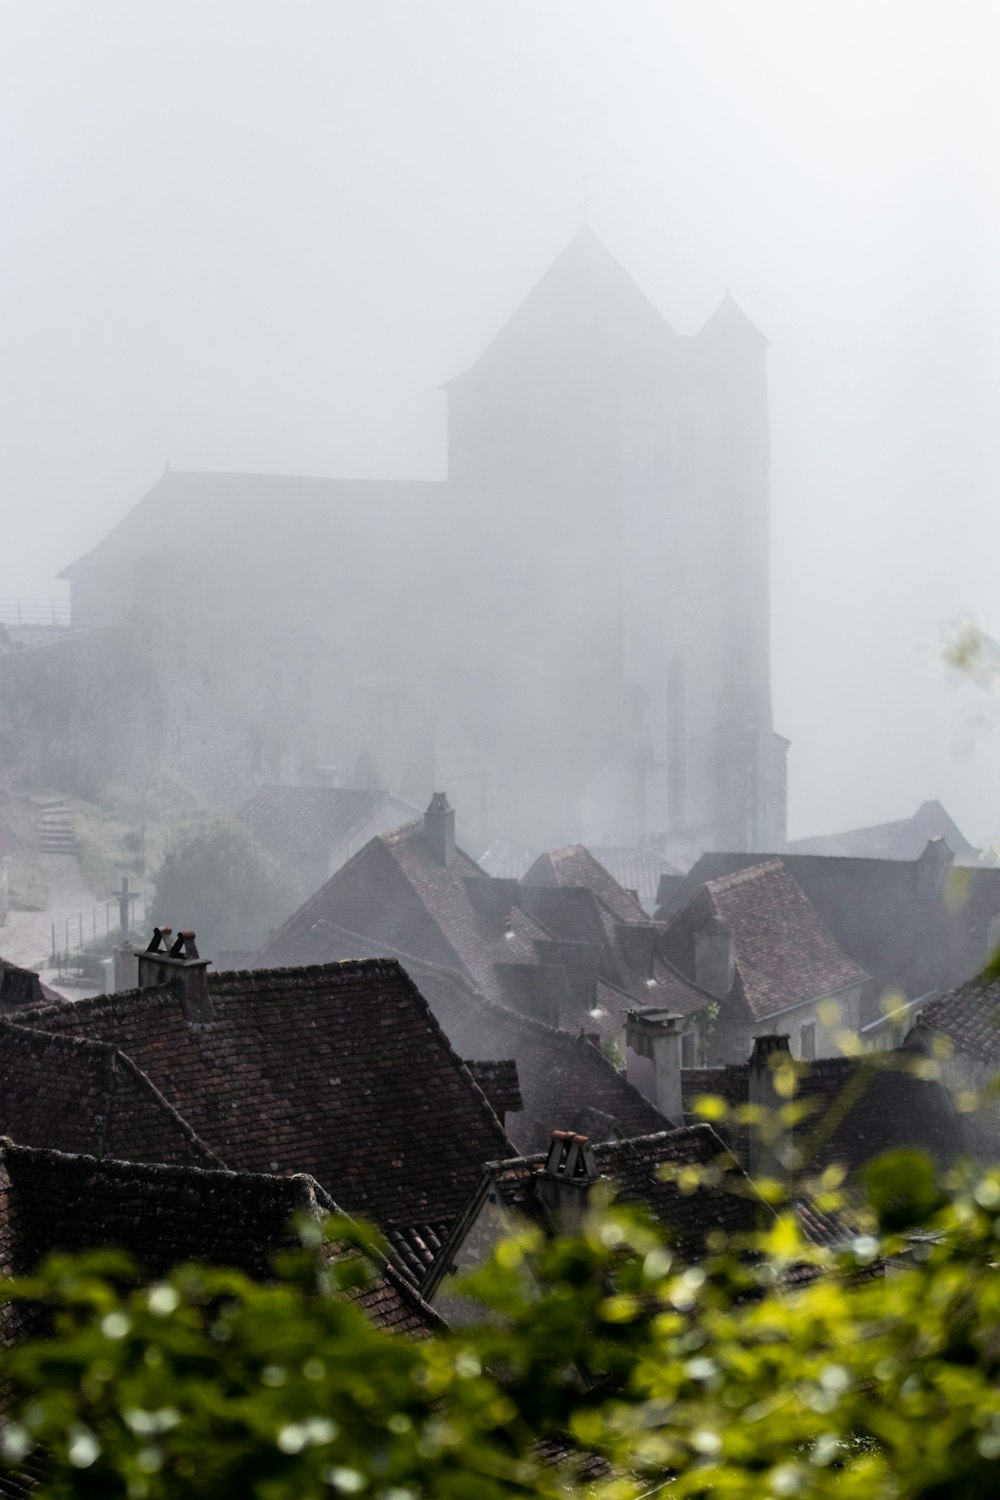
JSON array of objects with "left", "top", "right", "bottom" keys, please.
[
  {"left": 444, "top": 225, "right": 676, "bottom": 391},
  {"left": 261, "top": 921, "right": 670, "bottom": 1152},
  {"left": 0, "top": 1141, "right": 439, "bottom": 1338},
  {"left": 235, "top": 785, "right": 418, "bottom": 860},
  {"left": 254, "top": 818, "right": 550, "bottom": 1008},
  {"left": 662, "top": 849, "right": 1000, "bottom": 1011},
  {"left": 0, "top": 958, "right": 61, "bottom": 1010},
  {"left": 787, "top": 800, "right": 978, "bottom": 862},
  {"left": 15, "top": 960, "right": 514, "bottom": 1239},
  {"left": 0, "top": 1020, "right": 220, "bottom": 1166},
  {"left": 424, "top": 1124, "right": 759, "bottom": 1300},
  {"left": 524, "top": 843, "right": 648, "bottom": 923},
  {"left": 681, "top": 1045, "right": 959, "bottom": 1178},
  {"left": 662, "top": 860, "right": 868, "bottom": 1021},
  {"left": 918, "top": 974, "right": 1000, "bottom": 1067}
]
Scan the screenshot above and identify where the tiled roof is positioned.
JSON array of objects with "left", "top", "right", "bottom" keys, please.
[
  {"left": 918, "top": 976, "right": 1000, "bottom": 1066},
  {"left": 786, "top": 800, "right": 977, "bottom": 861},
  {"left": 0, "top": 1140, "right": 438, "bottom": 1338},
  {"left": 254, "top": 820, "right": 551, "bottom": 1009},
  {"left": 0, "top": 1020, "right": 220, "bottom": 1166},
  {"left": 484, "top": 1125, "right": 758, "bottom": 1263},
  {"left": 587, "top": 846, "right": 681, "bottom": 905},
  {"left": 464, "top": 1060, "right": 523, "bottom": 1119},
  {"left": 0, "top": 958, "right": 60, "bottom": 1009},
  {"left": 662, "top": 850, "right": 1000, "bottom": 1015},
  {"left": 662, "top": 860, "right": 868, "bottom": 1021},
  {"left": 235, "top": 785, "right": 417, "bottom": 860},
  {"left": 524, "top": 844, "right": 648, "bottom": 923},
  {"left": 681, "top": 1046, "right": 959, "bottom": 1178},
  {"left": 16, "top": 960, "right": 514, "bottom": 1245}
]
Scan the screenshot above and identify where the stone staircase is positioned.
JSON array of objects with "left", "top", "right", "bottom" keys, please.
[{"left": 33, "top": 796, "right": 78, "bottom": 856}]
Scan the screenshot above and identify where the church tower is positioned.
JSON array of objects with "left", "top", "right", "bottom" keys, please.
[{"left": 443, "top": 228, "right": 787, "bottom": 854}]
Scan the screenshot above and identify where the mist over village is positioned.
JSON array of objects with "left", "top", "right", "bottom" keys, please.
[{"left": 0, "top": 4, "right": 998, "bottom": 1495}]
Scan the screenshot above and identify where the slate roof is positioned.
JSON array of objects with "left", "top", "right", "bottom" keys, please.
[
  {"left": 235, "top": 784, "right": 417, "bottom": 860},
  {"left": 661, "top": 860, "right": 868, "bottom": 1021},
  {"left": 0, "top": 1140, "right": 438, "bottom": 1338},
  {"left": 681, "top": 1045, "right": 960, "bottom": 1178},
  {"left": 481, "top": 841, "right": 681, "bottom": 908},
  {"left": 464, "top": 1060, "right": 523, "bottom": 1120},
  {"left": 14, "top": 960, "right": 514, "bottom": 1255},
  {"left": 660, "top": 848, "right": 1000, "bottom": 1015},
  {"left": 917, "top": 975, "right": 1000, "bottom": 1067}
]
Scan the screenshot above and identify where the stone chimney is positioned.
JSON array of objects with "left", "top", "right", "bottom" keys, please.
[
  {"left": 424, "top": 792, "right": 456, "bottom": 868},
  {"left": 747, "top": 1034, "right": 793, "bottom": 1183},
  {"left": 137, "top": 928, "right": 214, "bottom": 1023},
  {"left": 113, "top": 942, "right": 139, "bottom": 992},
  {"left": 916, "top": 837, "right": 953, "bottom": 901},
  {"left": 693, "top": 916, "right": 735, "bottom": 997},
  {"left": 624, "top": 1008, "right": 684, "bottom": 1125},
  {"left": 534, "top": 1131, "right": 602, "bottom": 1233}
]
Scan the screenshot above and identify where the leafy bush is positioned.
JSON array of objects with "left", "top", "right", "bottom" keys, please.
[
  {"left": 7, "top": 1150, "right": 1000, "bottom": 1497},
  {"left": 152, "top": 820, "right": 300, "bottom": 963}
]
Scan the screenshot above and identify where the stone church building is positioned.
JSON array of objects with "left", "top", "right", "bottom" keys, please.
[{"left": 60, "top": 228, "right": 787, "bottom": 855}]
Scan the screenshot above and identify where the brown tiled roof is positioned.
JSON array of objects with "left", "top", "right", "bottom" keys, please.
[
  {"left": 254, "top": 821, "right": 550, "bottom": 1009},
  {"left": 235, "top": 785, "right": 417, "bottom": 860},
  {"left": 0, "top": 958, "right": 60, "bottom": 1010},
  {"left": 0, "top": 1140, "right": 438, "bottom": 1338},
  {"left": 662, "top": 860, "right": 868, "bottom": 1022},
  {"left": 0, "top": 1020, "right": 220, "bottom": 1166},
  {"left": 662, "top": 850, "right": 1000, "bottom": 1015},
  {"left": 464, "top": 1060, "right": 523, "bottom": 1119},
  {"left": 918, "top": 975, "right": 1000, "bottom": 1066},
  {"left": 524, "top": 844, "right": 648, "bottom": 923},
  {"left": 16, "top": 960, "right": 513, "bottom": 1244},
  {"left": 681, "top": 1046, "right": 959, "bottom": 1178},
  {"left": 372, "top": 954, "right": 672, "bottom": 1151},
  {"left": 485, "top": 1125, "right": 758, "bottom": 1263}
]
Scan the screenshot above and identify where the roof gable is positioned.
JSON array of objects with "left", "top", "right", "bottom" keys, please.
[{"left": 17, "top": 960, "right": 514, "bottom": 1233}]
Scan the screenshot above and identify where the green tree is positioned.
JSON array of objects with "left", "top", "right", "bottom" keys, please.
[
  {"left": 8, "top": 1148, "right": 1000, "bottom": 1497},
  {"left": 152, "top": 819, "right": 299, "bottom": 962}
]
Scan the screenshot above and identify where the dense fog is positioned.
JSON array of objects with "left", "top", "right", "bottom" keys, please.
[{"left": 1, "top": 1, "right": 997, "bottom": 846}]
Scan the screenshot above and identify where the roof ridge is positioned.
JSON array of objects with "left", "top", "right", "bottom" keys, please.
[{"left": 706, "top": 858, "right": 785, "bottom": 895}]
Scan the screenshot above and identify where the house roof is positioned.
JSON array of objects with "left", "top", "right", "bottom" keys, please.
[
  {"left": 14, "top": 959, "right": 514, "bottom": 1245},
  {"left": 0, "top": 1140, "right": 438, "bottom": 1338},
  {"left": 265, "top": 923, "right": 670, "bottom": 1152},
  {"left": 235, "top": 785, "right": 418, "bottom": 861},
  {"left": 0, "top": 1020, "right": 221, "bottom": 1166},
  {"left": 435, "top": 1124, "right": 759, "bottom": 1283},
  {"left": 254, "top": 816, "right": 552, "bottom": 1009},
  {"left": 661, "top": 860, "right": 869, "bottom": 1022},
  {"left": 917, "top": 974, "right": 1000, "bottom": 1068},
  {"left": 480, "top": 841, "right": 681, "bottom": 906},
  {"left": 0, "top": 957, "right": 61, "bottom": 1009},
  {"left": 661, "top": 848, "right": 1000, "bottom": 1014},
  {"left": 681, "top": 1045, "right": 960, "bottom": 1178},
  {"left": 524, "top": 844, "right": 648, "bottom": 923},
  {"left": 786, "top": 800, "right": 978, "bottom": 862}
]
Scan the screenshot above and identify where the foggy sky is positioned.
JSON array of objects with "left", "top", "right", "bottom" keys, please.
[{"left": 2, "top": 1, "right": 998, "bottom": 846}]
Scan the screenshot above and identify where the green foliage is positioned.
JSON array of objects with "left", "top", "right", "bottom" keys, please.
[
  {"left": 152, "top": 819, "right": 300, "bottom": 962},
  {"left": 9, "top": 1158, "right": 1000, "bottom": 1496}
]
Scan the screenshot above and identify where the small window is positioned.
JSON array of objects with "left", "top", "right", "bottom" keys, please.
[
  {"left": 681, "top": 1030, "right": 697, "bottom": 1068},
  {"left": 800, "top": 1022, "right": 816, "bottom": 1061}
]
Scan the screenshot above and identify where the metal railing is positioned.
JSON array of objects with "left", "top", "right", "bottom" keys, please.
[
  {"left": 50, "top": 891, "right": 154, "bottom": 979},
  {"left": 0, "top": 598, "right": 119, "bottom": 631}
]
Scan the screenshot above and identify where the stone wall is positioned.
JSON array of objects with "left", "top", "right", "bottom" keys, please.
[{"left": 0, "top": 612, "right": 316, "bottom": 811}]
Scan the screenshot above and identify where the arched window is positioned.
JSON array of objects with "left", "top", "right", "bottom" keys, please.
[{"left": 667, "top": 657, "right": 687, "bottom": 827}]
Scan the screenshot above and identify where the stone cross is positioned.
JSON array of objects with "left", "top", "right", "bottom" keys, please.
[{"left": 111, "top": 876, "right": 139, "bottom": 936}]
